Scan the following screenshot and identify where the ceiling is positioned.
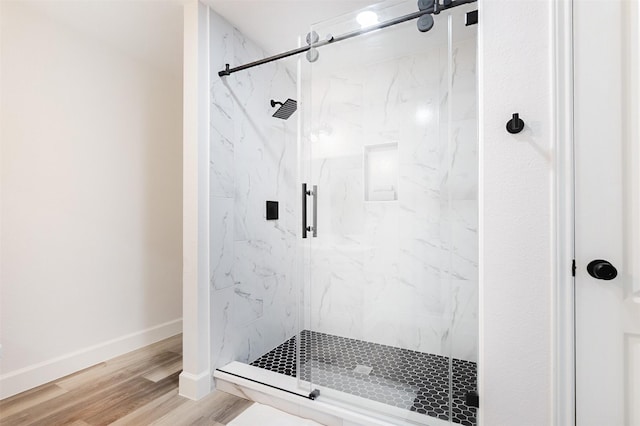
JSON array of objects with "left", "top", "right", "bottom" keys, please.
[{"left": 203, "top": 0, "right": 383, "bottom": 55}]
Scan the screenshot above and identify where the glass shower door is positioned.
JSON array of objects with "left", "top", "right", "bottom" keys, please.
[{"left": 300, "top": 1, "right": 478, "bottom": 424}]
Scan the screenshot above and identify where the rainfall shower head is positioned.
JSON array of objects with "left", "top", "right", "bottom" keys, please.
[{"left": 270, "top": 99, "right": 297, "bottom": 120}]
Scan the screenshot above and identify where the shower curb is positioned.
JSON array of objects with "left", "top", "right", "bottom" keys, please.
[{"left": 214, "top": 362, "right": 454, "bottom": 426}]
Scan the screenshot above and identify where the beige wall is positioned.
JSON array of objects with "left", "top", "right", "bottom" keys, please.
[{"left": 0, "top": 1, "right": 183, "bottom": 398}]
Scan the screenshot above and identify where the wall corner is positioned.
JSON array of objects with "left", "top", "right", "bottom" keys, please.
[{"left": 180, "top": 0, "right": 211, "bottom": 400}]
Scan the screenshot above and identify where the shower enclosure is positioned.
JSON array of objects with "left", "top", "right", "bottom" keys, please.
[{"left": 211, "top": 1, "right": 478, "bottom": 424}]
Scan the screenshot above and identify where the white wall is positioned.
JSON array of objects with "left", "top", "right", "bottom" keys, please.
[
  {"left": 478, "top": 0, "right": 555, "bottom": 424},
  {"left": 0, "top": 1, "right": 183, "bottom": 399}
]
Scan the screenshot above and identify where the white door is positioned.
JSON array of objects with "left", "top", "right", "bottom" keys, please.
[{"left": 574, "top": 1, "right": 640, "bottom": 425}]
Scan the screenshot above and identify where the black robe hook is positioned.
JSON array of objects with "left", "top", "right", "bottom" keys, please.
[{"left": 506, "top": 113, "right": 525, "bottom": 134}]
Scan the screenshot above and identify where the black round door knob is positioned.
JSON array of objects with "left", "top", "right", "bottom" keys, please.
[{"left": 586, "top": 259, "right": 618, "bottom": 280}]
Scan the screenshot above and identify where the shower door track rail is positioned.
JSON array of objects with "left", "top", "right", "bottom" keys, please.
[
  {"left": 215, "top": 368, "right": 321, "bottom": 400},
  {"left": 217, "top": 0, "right": 477, "bottom": 77}
]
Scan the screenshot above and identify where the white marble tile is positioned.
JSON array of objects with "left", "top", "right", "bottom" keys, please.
[
  {"left": 441, "top": 279, "right": 478, "bottom": 362},
  {"left": 209, "top": 9, "right": 233, "bottom": 70},
  {"left": 211, "top": 286, "right": 268, "bottom": 368},
  {"left": 210, "top": 79, "right": 235, "bottom": 198},
  {"left": 210, "top": 197, "right": 234, "bottom": 290},
  {"left": 302, "top": 33, "right": 478, "bottom": 361},
  {"left": 209, "top": 11, "right": 236, "bottom": 199},
  {"left": 219, "top": 321, "right": 264, "bottom": 365},
  {"left": 232, "top": 284, "right": 264, "bottom": 327},
  {"left": 297, "top": 405, "right": 343, "bottom": 426},
  {"left": 211, "top": 285, "right": 235, "bottom": 369},
  {"left": 328, "top": 166, "right": 365, "bottom": 236},
  {"left": 210, "top": 6, "right": 478, "bottom": 369},
  {"left": 451, "top": 40, "right": 478, "bottom": 122},
  {"left": 209, "top": 8, "right": 300, "bottom": 370},
  {"left": 228, "top": 403, "right": 323, "bottom": 426},
  {"left": 362, "top": 308, "right": 445, "bottom": 354},
  {"left": 309, "top": 254, "right": 366, "bottom": 338},
  {"left": 449, "top": 120, "right": 479, "bottom": 200}
]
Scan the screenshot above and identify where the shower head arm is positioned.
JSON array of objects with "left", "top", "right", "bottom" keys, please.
[{"left": 270, "top": 100, "right": 284, "bottom": 108}]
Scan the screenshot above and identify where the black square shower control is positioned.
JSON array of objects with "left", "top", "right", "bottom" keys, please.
[{"left": 266, "top": 201, "right": 278, "bottom": 220}]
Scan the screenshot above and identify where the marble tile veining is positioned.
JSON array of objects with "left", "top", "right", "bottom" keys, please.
[
  {"left": 209, "top": 2, "right": 478, "bottom": 373},
  {"left": 209, "top": 8, "right": 298, "bottom": 370}
]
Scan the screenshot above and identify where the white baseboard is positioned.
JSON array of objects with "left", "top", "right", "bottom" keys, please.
[
  {"left": 0, "top": 318, "right": 182, "bottom": 400},
  {"left": 179, "top": 369, "right": 212, "bottom": 400}
]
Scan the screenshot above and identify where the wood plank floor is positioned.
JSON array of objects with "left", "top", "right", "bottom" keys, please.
[{"left": 0, "top": 335, "right": 254, "bottom": 426}]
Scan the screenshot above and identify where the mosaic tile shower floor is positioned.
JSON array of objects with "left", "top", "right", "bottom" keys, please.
[{"left": 251, "top": 330, "right": 477, "bottom": 426}]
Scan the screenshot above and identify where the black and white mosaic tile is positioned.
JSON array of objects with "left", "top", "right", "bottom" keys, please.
[{"left": 251, "top": 330, "right": 477, "bottom": 426}]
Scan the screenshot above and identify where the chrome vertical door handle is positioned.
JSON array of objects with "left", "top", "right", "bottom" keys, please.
[
  {"left": 301, "top": 183, "right": 317, "bottom": 239},
  {"left": 302, "top": 183, "right": 308, "bottom": 238},
  {"left": 311, "top": 185, "right": 317, "bottom": 237}
]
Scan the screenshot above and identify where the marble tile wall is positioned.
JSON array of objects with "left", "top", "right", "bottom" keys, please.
[
  {"left": 209, "top": 9, "right": 299, "bottom": 370},
  {"left": 303, "top": 25, "right": 478, "bottom": 361},
  {"left": 209, "top": 5, "right": 477, "bottom": 368}
]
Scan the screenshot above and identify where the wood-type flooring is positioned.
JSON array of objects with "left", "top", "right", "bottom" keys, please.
[{"left": 0, "top": 335, "right": 255, "bottom": 426}]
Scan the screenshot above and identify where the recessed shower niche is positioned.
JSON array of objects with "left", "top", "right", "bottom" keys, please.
[
  {"left": 211, "top": 1, "right": 478, "bottom": 424},
  {"left": 364, "top": 143, "right": 399, "bottom": 202}
]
